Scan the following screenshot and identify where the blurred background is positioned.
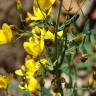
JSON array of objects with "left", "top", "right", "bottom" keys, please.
[{"left": 0, "top": 0, "right": 33, "bottom": 26}]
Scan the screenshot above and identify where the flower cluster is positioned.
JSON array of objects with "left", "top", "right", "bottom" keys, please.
[
  {"left": 0, "top": 74, "right": 13, "bottom": 89},
  {"left": 15, "top": 0, "right": 56, "bottom": 93},
  {"left": 0, "top": 23, "right": 12, "bottom": 44}
]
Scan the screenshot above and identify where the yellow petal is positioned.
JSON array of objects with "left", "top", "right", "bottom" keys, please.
[
  {"left": 26, "top": 12, "right": 42, "bottom": 21},
  {"left": 2, "top": 23, "right": 12, "bottom": 42},
  {"left": 19, "top": 82, "right": 27, "bottom": 90},
  {"left": 23, "top": 42, "right": 33, "bottom": 55},
  {"left": 26, "top": 7, "right": 46, "bottom": 21},
  {"left": 40, "top": 38, "right": 44, "bottom": 53},
  {"left": 23, "top": 37, "right": 44, "bottom": 58},
  {"left": 34, "top": 0, "right": 55, "bottom": 11},
  {"left": 55, "top": 92, "right": 61, "bottom": 96},
  {"left": 15, "top": 69, "right": 24, "bottom": 76},
  {"left": 88, "top": 75, "right": 94, "bottom": 86},
  {"left": 25, "top": 59, "right": 39, "bottom": 78},
  {"left": 0, "top": 74, "right": 13, "bottom": 89},
  {"left": 57, "top": 30, "right": 63, "bottom": 37},
  {"left": 49, "top": 0, "right": 55, "bottom": 4},
  {"left": 44, "top": 30, "right": 55, "bottom": 41},
  {"left": 0, "top": 30, "right": 7, "bottom": 44},
  {"left": 28, "top": 77, "right": 40, "bottom": 92}
]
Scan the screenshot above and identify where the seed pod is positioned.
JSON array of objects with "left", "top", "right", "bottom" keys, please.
[{"left": 80, "top": 53, "right": 88, "bottom": 63}]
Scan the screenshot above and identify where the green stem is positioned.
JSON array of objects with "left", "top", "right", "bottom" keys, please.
[
  {"left": 58, "top": 15, "right": 79, "bottom": 31},
  {"left": 58, "top": 28, "right": 67, "bottom": 67},
  {"left": 55, "top": 0, "right": 63, "bottom": 63},
  {"left": 54, "top": 0, "right": 64, "bottom": 95}
]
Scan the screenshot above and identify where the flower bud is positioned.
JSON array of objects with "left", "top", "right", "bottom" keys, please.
[
  {"left": 74, "top": 34, "right": 82, "bottom": 43},
  {"left": 16, "top": 0, "right": 22, "bottom": 10},
  {"left": 88, "top": 75, "right": 94, "bottom": 87}
]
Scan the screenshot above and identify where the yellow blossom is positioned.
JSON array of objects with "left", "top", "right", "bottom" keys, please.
[
  {"left": 15, "top": 65, "right": 25, "bottom": 76},
  {"left": 18, "top": 77, "right": 40, "bottom": 92},
  {"left": 26, "top": 0, "right": 55, "bottom": 21},
  {"left": 88, "top": 75, "right": 94, "bottom": 87},
  {"left": 34, "top": 0, "right": 55, "bottom": 12},
  {"left": 15, "top": 57, "right": 48, "bottom": 78},
  {"left": 25, "top": 58, "right": 40, "bottom": 78},
  {"left": 57, "top": 30, "right": 63, "bottom": 37},
  {"left": 23, "top": 36, "right": 44, "bottom": 59},
  {"left": 15, "top": 69, "right": 24, "bottom": 76},
  {"left": 26, "top": 6, "right": 52, "bottom": 21},
  {"left": 19, "top": 81, "right": 27, "bottom": 90},
  {"left": 44, "top": 30, "right": 55, "bottom": 42},
  {"left": 0, "top": 74, "right": 13, "bottom": 89},
  {"left": 39, "top": 27, "right": 55, "bottom": 41},
  {"left": 31, "top": 26, "right": 55, "bottom": 42},
  {"left": 27, "top": 77, "right": 40, "bottom": 92},
  {"left": 32, "top": 26, "right": 41, "bottom": 35},
  {"left": 0, "top": 23, "right": 12, "bottom": 44},
  {"left": 55, "top": 92, "right": 61, "bottom": 96}
]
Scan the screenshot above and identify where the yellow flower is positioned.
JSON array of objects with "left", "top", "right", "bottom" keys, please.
[
  {"left": 34, "top": 0, "right": 55, "bottom": 12},
  {"left": 27, "top": 77, "right": 40, "bottom": 92},
  {"left": 0, "top": 74, "right": 13, "bottom": 89},
  {"left": 32, "top": 26, "right": 41, "bottom": 35},
  {"left": 25, "top": 58, "right": 40, "bottom": 78},
  {"left": 31, "top": 26, "right": 55, "bottom": 42},
  {"left": 15, "top": 65, "right": 25, "bottom": 76},
  {"left": 26, "top": 6, "right": 52, "bottom": 21},
  {"left": 15, "top": 58, "right": 48, "bottom": 78},
  {"left": 44, "top": 30, "right": 55, "bottom": 42},
  {"left": 18, "top": 81, "right": 27, "bottom": 90},
  {"left": 26, "top": 0, "right": 55, "bottom": 21},
  {"left": 0, "top": 23, "right": 12, "bottom": 44},
  {"left": 88, "top": 75, "right": 94, "bottom": 87},
  {"left": 57, "top": 30, "right": 63, "bottom": 38},
  {"left": 15, "top": 69, "right": 24, "bottom": 76},
  {"left": 23, "top": 36, "right": 44, "bottom": 59},
  {"left": 39, "top": 27, "right": 55, "bottom": 41},
  {"left": 19, "top": 77, "right": 40, "bottom": 92},
  {"left": 55, "top": 92, "right": 61, "bottom": 96}
]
